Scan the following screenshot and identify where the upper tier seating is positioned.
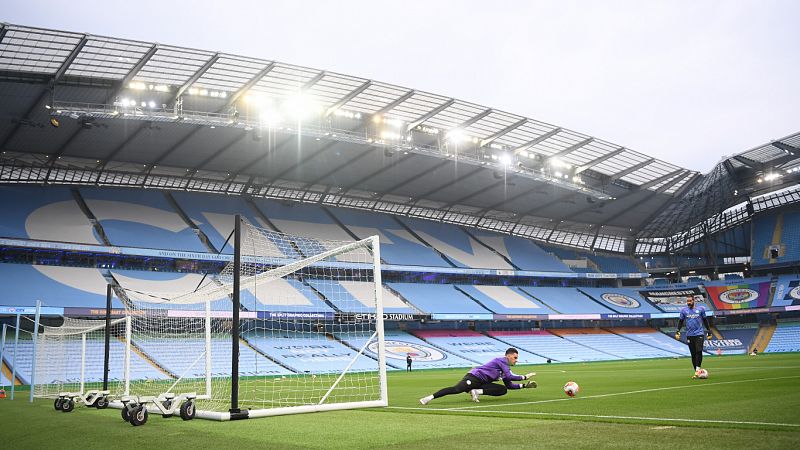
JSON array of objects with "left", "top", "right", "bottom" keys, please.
[
  {"left": 112, "top": 269, "right": 233, "bottom": 311},
  {"left": 587, "top": 254, "right": 642, "bottom": 273},
  {"left": 0, "top": 185, "right": 98, "bottom": 244},
  {"left": 306, "top": 279, "right": 415, "bottom": 314},
  {"left": 519, "top": 287, "right": 615, "bottom": 314},
  {"left": 387, "top": 283, "right": 491, "bottom": 314},
  {"left": 413, "top": 329, "right": 548, "bottom": 365},
  {"left": 0, "top": 263, "right": 119, "bottom": 308},
  {"left": 578, "top": 288, "right": 662, "bottom": 314},
  {"left": 466, "top": 229, "right": 571, "bottom": 272},
  {"left": 252, "top": 199, "right": 355, "bottom": 260},
  {"left": 487, "top": 330, "right": 617, "bottom": 362},
  {"left": 456, "top": 285, "right": 557, "bottom": 315},
  {"left": 751, "top": 212, "right": 779, "bottom": 266},
  {"left": 327, "top": 207, "right": 449, "bottom": 267},
  {"left": 170, "top": 191, "right": 279, "bottom": 255},
  {"left": 397, "top": 217, "right": 514, "bottom": 270},
  {"left": 80, "top": 187, "right": 206, "bottom": 252},
  {"left": 764, "top": 322, "right": 800, "bottom": 353}
]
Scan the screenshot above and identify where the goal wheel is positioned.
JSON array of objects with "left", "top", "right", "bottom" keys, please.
[
  {"left": 129, "top": 405, "right": 148, "bottom": 426},
  {"left": 95, "top": 397, "right": 109, "bottom": 409},
  {"left": 61, "top": 398, "right": 75, "bottom": 412},
  {"left": 179, "top": 400, "right": 196, "bottom": 421},
  {"left": 54, "top": 398, "right": 64, "bottom": 410},
  {"left": 121, "top": 403, "right": 134, "bottom": 422}
]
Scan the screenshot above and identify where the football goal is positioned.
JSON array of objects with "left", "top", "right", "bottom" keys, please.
[{"left": 114, "top": 215, "right": 387, "bottom": 422}]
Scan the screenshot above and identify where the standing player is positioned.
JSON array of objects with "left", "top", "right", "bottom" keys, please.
[
  {"left": 675, "top": 295, "right": 713, "bottom": 378},
  {"left": 419, "top": 348, "right": 536, "bottom": 404},
  {"left": 406, "top": 353, "right": 413, "bottom": 372}
]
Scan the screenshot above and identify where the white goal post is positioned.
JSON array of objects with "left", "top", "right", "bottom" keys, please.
[{"left": 118, "top": 215, "right": 387, "bottom": 421}]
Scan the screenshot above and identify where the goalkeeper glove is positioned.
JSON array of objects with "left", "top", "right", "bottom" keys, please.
[
  {"left": 524, "top": 372, "right": 536, "bottom": 380},
  {"left": 522, "top": 381, "right": 537, "bottom": 389},
  {"left": 674, "top": 331, "right": 681, "bottom": 340},
  {"left": 707, "top": 332, "right": 713, "bottom": 340}
]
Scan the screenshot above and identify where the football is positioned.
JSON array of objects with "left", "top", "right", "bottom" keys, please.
[
  {"left": 696, "top": 368, "right": 709, "bottom": 379},
  {"left": 564, "top": 381, "right": 580, "bottom": 397}
]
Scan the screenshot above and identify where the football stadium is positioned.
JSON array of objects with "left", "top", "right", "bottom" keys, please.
[{"left": 1, "top": 18, "right": 799, "bottom": 449}]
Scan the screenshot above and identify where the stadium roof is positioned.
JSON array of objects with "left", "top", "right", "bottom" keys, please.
[{"left": 0, "top": 23, "right": 798, "bottom": 254}]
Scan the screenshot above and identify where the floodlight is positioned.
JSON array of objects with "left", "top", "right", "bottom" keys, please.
[
  {"left": 49, "top": 117, "right": 60, "bottom": 128},
  {"left": 283, "top": 93, "right": 321, "bottom": 120},
  {"left": 498, "top": 153, "right": 512, "bottom": 166},
  {"left": 446, "top": 128, "right": 467, "bottom": 143}
]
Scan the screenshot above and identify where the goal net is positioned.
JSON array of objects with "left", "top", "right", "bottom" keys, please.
[
  {"left": 120, "top": 216, "right": 387, "bottom": 420},
  {"left": 32, "top": 317, "right": 131, "bottom": 399}
]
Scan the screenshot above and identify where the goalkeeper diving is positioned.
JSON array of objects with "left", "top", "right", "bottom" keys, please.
[{"left": 419, "top": 347, "right": 537, "bottom": 404}]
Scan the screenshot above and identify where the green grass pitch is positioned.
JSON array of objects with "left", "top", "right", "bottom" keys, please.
[{"left": 2, "top": 353, "right": 799, "bottom": 449}]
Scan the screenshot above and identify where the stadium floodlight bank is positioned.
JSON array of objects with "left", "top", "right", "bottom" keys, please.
[{"left": 32, "top": 216, "right": 387, "bottom": 421}]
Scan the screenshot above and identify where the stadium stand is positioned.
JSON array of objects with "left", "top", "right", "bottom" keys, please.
[
  {"left": 607, "top": 327, "right": 689, "bottom": 356},
  {"left": 375, "top": 330, "right": 478, "bottom": 369},
  {"left": 781, "top": 209, "right": 800, "bottom": 262},
  {"left": 306, "top": 279, "right": 416, "bottom": 314},
  {"left": 723, "top": 274, "right": 744, "bottom": 281},
  {"left": 327, "top": 207, "right": 449, "bottom": 267},
  {"left": 773, "top": 275, "right": 800, "bottom": 307},
  {"left": 0, "top": 263, "right": 117, "bottom": 308},
  {"left": 170, "top": 191, "right": 278, "bottom": 254},
  {"left": 751, "top": 212, "right": 780, "bottom": 266},
  {"left": 488, "top": 330, "right": 617, "bottom": 362},
  {"left": 456, "top": 285, "right": 557, "bottom": 315},
  {"left": 1, "top": 372, "right": 11, "bottom": 386},
  {"left": 396, "top": 217, "right": 514, "bottom": 270},
  {"left": 387, "top": 283, "right": 492, "bottom": 314},
  {"left": 240, "top": 278, "right": 335, "bottom": 313},
  {"left": 134, "top": 336, "right": 290, "bottom": 378},
  {"left": 764, "top": 321, "right": 800, "bottom": 353},
  {"left": 244, "top": 331, "right": 379, "bottom": 374},
  {"left": 519, "top": 287, "right": 616, "bottom": 314},
  {"left": 586, "top": 253, "right": 642, "bottom": 273},
  {"left": 0, "top": 185, "right": 98, "bottom": 244},
  {"left": 112, "top": 269, "right": 233, "bottom": 310},
  {"left": 466, "top": 229, "right": 571, "bottom": 272},
  {"left": 413, "top": 329, "right": 549, "bottom": 365},
  {"left": 79, "top": 187, "right": 207, "bottom": 252},
  {"left": 252, "top": 199, "right": 355, "bottom": 259},
  {"left": 551, "top": 328, "right": 676, "bottom": 359},
  {"left": 578, "top": 288, "right": 662, "bottom": 314}
]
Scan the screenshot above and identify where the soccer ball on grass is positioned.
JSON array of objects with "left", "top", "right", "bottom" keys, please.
[
  {"left": 564, "top": 381, "right": 580, "bottom": 397},
  {"left": 696, "top": 368, "right": 709, "bottom": 379}
]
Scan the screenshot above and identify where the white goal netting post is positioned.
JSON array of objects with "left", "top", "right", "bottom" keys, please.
[{"left": 121, "top": 215, "right": 387, "bottom": 421}]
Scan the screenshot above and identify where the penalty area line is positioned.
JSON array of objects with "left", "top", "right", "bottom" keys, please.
[{"left": 386, "top": 406, "right": 800, "bottom": 428}]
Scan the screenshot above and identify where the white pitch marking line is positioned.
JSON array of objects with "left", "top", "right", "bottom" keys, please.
[
  {"left": 386, "top": 407, "right": 800, "bottom": 428},
  {"left": 446, "top": 374, "right": 800, "bottom": 411}
]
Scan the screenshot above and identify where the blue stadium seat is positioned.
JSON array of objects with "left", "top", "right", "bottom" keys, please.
[
  {"left": 397, "top": 217, "right": 514, "bottom": 270},
  {"left": 327, "top": 207, "right": 450, "bottom": 267},
  {"left": 467, "top": 229, "right": 571, "bottom": 272},
  {"left": 519, "top": 287, "right": 615, "bottom": 314},
  {"left": 0, "top": 263, "right": 119, "bottom": 308},
  {"left": 0, "top": 185, "right": 98, "bottom": 244},
  {"left": 387, "top": 283, "right": 491, "bottom": 314},
  {"left": 80, "top": 187, "right": 206, "bottom": 252}
]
